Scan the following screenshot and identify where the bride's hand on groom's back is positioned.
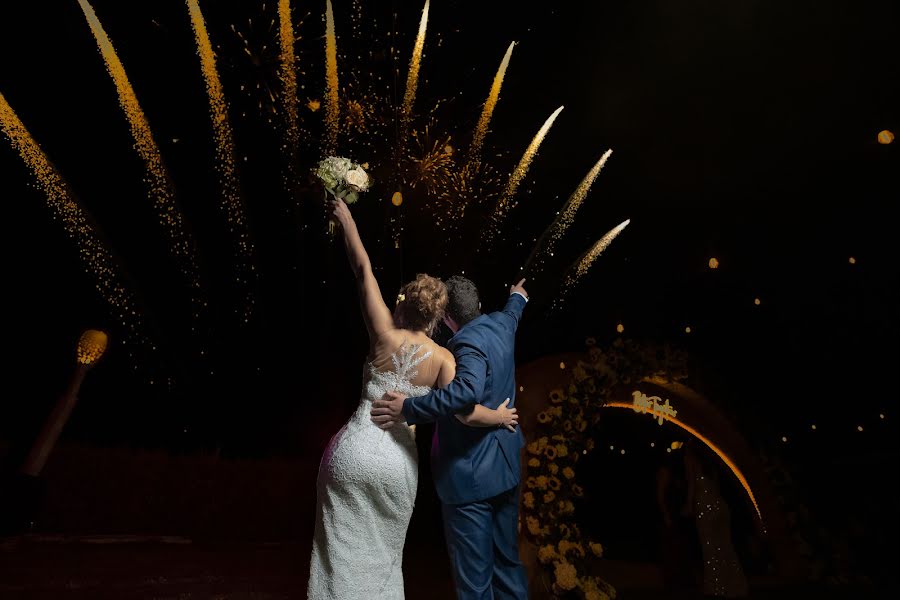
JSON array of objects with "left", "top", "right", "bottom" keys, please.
[{"left": 496, "top": 398, "right": 518, "bottom": 432}]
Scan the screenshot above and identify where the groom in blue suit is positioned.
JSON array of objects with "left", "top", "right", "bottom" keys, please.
[{"left": 372, "top": 276, "right": 529, "bottom": 600}]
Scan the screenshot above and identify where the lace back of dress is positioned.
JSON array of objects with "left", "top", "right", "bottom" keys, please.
[{"left": 364, "top": 342, "right": 434, "bottom": 403}]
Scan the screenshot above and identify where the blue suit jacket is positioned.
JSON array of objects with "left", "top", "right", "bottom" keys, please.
[{"left": 402, "top": 293, "right": 527, "bottom": 505}]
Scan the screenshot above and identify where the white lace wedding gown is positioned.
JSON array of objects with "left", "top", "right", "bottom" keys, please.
[{"left": 307, "top": 344, "right": 433, "bottom": 600}]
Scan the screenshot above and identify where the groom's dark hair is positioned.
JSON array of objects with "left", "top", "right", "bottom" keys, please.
[{"left": 445, "top": 275, "right": 481, "bottom": 326}]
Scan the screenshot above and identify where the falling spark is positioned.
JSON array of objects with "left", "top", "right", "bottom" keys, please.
[
  {"left": 484, "top": 105, "right": 563, "bottom": 244},
  {"left": 274, "top": 5, "right": 301, "bottom": 162},
  {"left": 78, "top": 0, "right": 202, "bottom": 311},
  {"left": 522, "top": 149, "right": 613, "bottom": 277},
  {"left": 0, "top": 93, "right": 143, "bottom": 343},
  {"left": 553, "top": 219, "right": 630, "bottom": 311},
  {"left": 468, "top": 41, "right": 515, "bottom": 167},
  {"left": 187, "top": 0, "right": 255, "bottom": 318},
  {"left": 323, "top": 0, "right": 340, "bottom": 154},
  {"left": 398, "top": 0, "right": 430, "bottom": 153}
]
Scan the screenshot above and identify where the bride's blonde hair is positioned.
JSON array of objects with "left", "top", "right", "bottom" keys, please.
[{"left": 394, "top": 274, "right": 448, "bottom": 335}]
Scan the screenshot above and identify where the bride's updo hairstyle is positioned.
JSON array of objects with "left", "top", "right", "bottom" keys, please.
[{"left": 394, "top": 274, "right": 448, "bottom": 335}]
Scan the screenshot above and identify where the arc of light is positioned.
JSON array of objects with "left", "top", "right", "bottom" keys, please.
[{"left": 606, "top": 401, "right": 763, "bottom": 521}]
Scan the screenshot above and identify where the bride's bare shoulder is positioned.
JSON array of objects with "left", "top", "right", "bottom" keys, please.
[{"left": 433, "top": 344, "right": 455, "bottom": 366}]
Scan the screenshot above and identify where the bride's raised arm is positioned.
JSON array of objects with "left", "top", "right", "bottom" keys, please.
[{"left": 331, "top": 198, "right": 394, "bottom": 340}]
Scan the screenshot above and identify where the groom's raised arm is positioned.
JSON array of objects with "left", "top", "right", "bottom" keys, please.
[
  {"left": 401, "top": 342, "right": 488, "bottom": 425},
  {"left": 496, "top": 290, "right": 527, "bottom": 332}
]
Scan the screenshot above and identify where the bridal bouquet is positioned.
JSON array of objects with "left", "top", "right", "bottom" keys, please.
[{"left": 316, "top": 156, "right": 370, "bottom": 234}]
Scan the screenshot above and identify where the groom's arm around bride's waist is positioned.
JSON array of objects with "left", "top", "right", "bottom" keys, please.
[{"left": 401, "top": 341, "right": 489, "bottom": 425}]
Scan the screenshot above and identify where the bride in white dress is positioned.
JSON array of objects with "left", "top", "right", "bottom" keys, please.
[{"left": 307, "top": 199, "right": 519, "bottom": 599}]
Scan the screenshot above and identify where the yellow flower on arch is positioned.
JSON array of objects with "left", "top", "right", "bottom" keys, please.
[
  {"left": 537, "top": 411, "right": 551, "bottom": 424},
  {"left": 554, "top": 560, "right": 578, "bottom": 591},
  {"left": 572, "top": 364, "right": 589, "bottom": 382},
  {"left": 549, "top": 476, "right": 561, "bottom": 491},
  {"left": 556, "top": 444, "right": 569, "bottom": 458},
  {"left": 590, "top": 542, "right": 604, "bottom": 557},
  {"left": 549, "top": 388, "right": 565, "bottom": 404},
  {"left": 548, "top": 463, "right": 559, "bottom": 475},
  {"left": 524, "top": 492, "right": 535, "bottom": 509},
  {"left": 544, "top": 446, "right": 557, "bottom": 460},
  {"left": 563, "top": 466, "right": 575, "bottom": 479},
  {"left": 563, "top": 420, "right": 573, "bottom": 432},
  {"left": 528, "top": 457, "right": 541, "bottom": 468},
  {"left": 572, "top": 484, "right": 584, "bottom": 497},
  {"left": 535, "top": 475, "right": 549, "bottom": 490},
  {"left": 543, "top": 491, "right": 556, "bottom": 503},
  {"left": 538, "top": 544, "right": 558, "bottom": 564}
]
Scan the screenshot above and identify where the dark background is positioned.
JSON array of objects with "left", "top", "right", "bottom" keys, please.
[{"left": 1, "top": 0, "right": 897, "bottom": 585}]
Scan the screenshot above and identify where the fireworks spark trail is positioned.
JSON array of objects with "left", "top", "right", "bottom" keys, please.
[
  {"left": 0, "top": 92, "right": 144, "bottom": 344},
  {"left": 323, "top": 0, "right": 340, "bottom": 155},
  {"left": 468, "top": 41, "right": 515, "bottom": 168},
  {"left": 186, "top": 0, "right": 255, "bottom": 320},
  {"left": 278, "top": 0, "right": 299, "bottom": 147},
  {"left": 522, "top": 149, "right": 613, "bottom": 278},
  {"left": 398, "top": 0, "right": 430, "bottom": 154},
  {"left": 552, "top": 219, "right": 630, "bottom": 312},
  {"left": 78, "top": 0, "right": 203, "bottom": 317},
  {"left": 483, "top": 105, "right": 564, "bottom": 245}
]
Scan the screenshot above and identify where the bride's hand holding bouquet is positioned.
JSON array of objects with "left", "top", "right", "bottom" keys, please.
[{"left": 315, "top": 156, "right": 370, "bottom": 236}]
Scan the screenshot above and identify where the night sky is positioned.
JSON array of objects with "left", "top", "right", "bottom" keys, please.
[{"left": 1, "top": 0, "right": 897, "bottom": 567}]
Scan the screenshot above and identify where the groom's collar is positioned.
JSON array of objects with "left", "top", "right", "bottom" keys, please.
[{"left": 450, "top": 314, "right": 488, "bottom": 342}]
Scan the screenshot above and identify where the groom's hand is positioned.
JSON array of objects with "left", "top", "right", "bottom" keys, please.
[
  {"left": 371, "top": 392, "right": 408, "bottom": 429},
  {"left": 510, "top": 278, "right": 528, "bottom": 299}
]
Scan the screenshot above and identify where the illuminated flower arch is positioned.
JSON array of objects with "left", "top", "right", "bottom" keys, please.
[{"left": 516, "top": 339, "right": 797, "bottom": 598}]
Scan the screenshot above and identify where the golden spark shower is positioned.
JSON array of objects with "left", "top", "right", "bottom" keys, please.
[
  {"left": 323, "top": 0, "right": 340, "bottom": 154},
  {"left": 523, "top": 149, "right": 613, "bottom": 277},
  {"left": 468, "top": 41, "right": 515, "bottom": 168},
  {"left": 187, "top": 0, "right": 255, "bottom": 319},
  {"left": 278, "top": 0, "right": 300, "bottom": 149},
  {"left": 483, "top": 105, "right": 564, "bottom": 244},
  {"left": 399, "top": 0, "right": 430, "bottom": 153},
  {"left": 78, "top": 0, "right": 202, "bottom": 314},
  {"left": 0, "top": 93, "right": 143, "bottom": 343},
  {"left": 554, "top": 218, "right": 631, "bottom": 310},
  {"left": 0, "top": 0, "right": 632, "bottom": 382}
]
